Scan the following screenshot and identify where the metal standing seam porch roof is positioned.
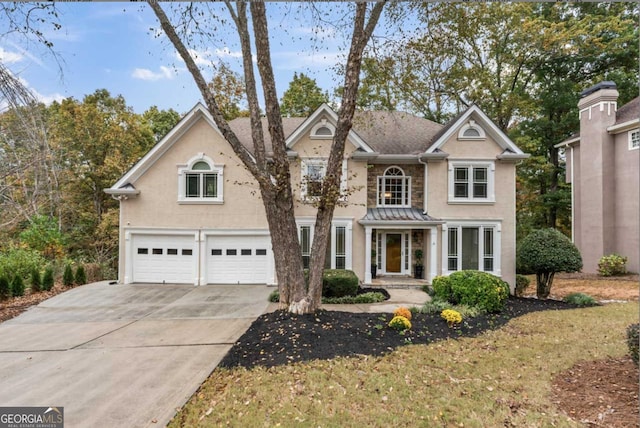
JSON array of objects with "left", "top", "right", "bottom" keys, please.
[{"left": 359, "top": 207, "right": 444, "bottom": 226}]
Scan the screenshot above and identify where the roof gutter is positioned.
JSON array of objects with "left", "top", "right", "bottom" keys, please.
[{"left": 607, "top": 118, "right": 640, "bottom": 134}]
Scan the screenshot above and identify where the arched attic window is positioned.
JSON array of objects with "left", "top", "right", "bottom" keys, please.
[
  {"left": 377, "top": 166, "right": 411, "bottom": 207},
  {"left": 178, "top": 153, "right": 224, "bottom": 203},
  {"left": 310, "top": 118, "right": 336, "bottom": 139},
  {"left": 458, "top": 120, "right": 486, "bottom": 140}
]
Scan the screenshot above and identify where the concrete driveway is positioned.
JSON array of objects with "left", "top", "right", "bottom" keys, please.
[{"left": 0, "top": 281, "right": 271, "bottom": 427}]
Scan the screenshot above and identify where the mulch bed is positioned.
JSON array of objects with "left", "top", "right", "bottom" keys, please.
[
  {"left": 0, "top": 285, "right": 69, "bottom": 323},
  {"left": 552, "top": 356, "right": 639, "bottom": 427},
  {"left": 220, "top": 296, "right": 574, "bottom": 369}
]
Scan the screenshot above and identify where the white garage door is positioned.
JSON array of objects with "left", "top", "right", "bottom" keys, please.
[
  {"left": 206, "top": 235, "right": 271, "bottom": 284},
  {"left": 132, "top": 234, "right": 196, "bottom": 284}
]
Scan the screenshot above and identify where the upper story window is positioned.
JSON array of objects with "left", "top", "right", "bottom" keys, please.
[
  {"left": 448, "top": 161, "right": 495, "bottom": 204},
  {"left": 629, "top": 129, "right": 639, "bottom": 150},
  {"left": 301, "top": 158, "right": 347, "bottom": 201},
  {"left": 178, "top": 154, "right": 224, "bottom": 204},
  {"left": 377, "top": 166, "right": 411, "bottom": 207},
  {"left": 457, "top": 120, "right": 486, "bottom": 140}
]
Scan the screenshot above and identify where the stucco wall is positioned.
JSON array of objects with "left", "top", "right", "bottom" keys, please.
[
  {"left": 120, "top": 118, "right": 268, "bottom": 230},
  {"left": 613, "top": 132, "right": 639, "bottom": 272},
  {"left": 425, "top": 132, "right": 518, "bottom": 287}
]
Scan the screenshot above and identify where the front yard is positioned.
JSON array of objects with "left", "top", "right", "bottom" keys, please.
[{"left": 169, "top": 275, "right": 639, "bottom": 427}]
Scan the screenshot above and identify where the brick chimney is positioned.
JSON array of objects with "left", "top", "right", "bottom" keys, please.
[{"left": 576, "top": 81, "right": 618, "bottom": 271}]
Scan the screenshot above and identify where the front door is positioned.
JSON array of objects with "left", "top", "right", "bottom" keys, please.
[{"left": 385, "top": 233, "right": 402, "bottom": 273}]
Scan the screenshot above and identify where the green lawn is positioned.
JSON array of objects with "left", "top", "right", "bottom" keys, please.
[{"left": 169, "top": 302, "right": 638, "bottom": 427}]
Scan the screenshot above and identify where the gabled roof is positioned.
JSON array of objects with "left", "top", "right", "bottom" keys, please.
[
  {"left": 284, "top": 103, "right": 375, "bottom": 153},
  {"left": 426, "top": 104, "right": 527, "bottom": 158},
  {"left": 108, "top": 103, "right": 221, "bottom": 192}
]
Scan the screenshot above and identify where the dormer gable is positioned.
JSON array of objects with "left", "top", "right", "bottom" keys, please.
[
  {"left": 285, "top": 103, "right": 375, "bottom": 153},
  {"left": 426, "top": 105, "right": 527, "bottom": 161}
]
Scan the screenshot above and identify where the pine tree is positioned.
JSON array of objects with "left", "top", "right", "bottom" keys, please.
[
  {"left": 63, "top": 264, "right": 74, "bottom": 287},
  {"left": 0, "top": 276, "right": 10, "bottom": 300},
  {"left": 11, "top": 274, "right": 25, "bottom": 297},
  {"left": 42, "top": 267, "right": 54, "bottom": 291},
  {"left": 30, "top": 268, "right": 42, "bottom": 293},
  {"left": 75, "top": 265, "right": 87, "bottom": 285}
]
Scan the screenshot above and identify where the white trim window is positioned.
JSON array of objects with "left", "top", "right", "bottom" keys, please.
[
  {"left": 310, "top": 119, "right": 335, "bottom": 139},
  {"left": 448, "top": 161, "right": 495, "bottom": 203},
  {"left": 301, "top": 158, "right": 347, "bottom": 201},
  {"left": 457, "top": 120, "right": 486, "bottom": 140},
  {"left": 296, "top": 219, "right": 352, "bottom": 270},
  {"left": 178, "top": 154, "right": 224, "bottom": 204},
  {"left": 629, "top": 129, "right": 639, "bottom": 150},
  {"left": 443, "top": 223, "right": 501, "bottom": 275},
  {"left": 377, "top": 166, "right": 411, "bottom": 207}
]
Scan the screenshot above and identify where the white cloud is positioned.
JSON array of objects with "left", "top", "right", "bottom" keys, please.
[
  {"left": 0, "top": 47, "right": 23, "bottom": 64},
  {"left": 273, "top": 50, "right": 343, "bottom": 70},
  {"left": 214, "top": 47, "right": 242, "bottom": 59},
  {"left": 131, "top": 66, "right": 175, "bottom": 81}
]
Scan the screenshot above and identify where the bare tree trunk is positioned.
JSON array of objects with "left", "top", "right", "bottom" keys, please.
[{"left": 307, "top": 3, "right": 386, "bottom": 309}]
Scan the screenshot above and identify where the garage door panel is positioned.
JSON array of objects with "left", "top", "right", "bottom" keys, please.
[
  {"left": 206, "top": 236, "right": 270, "bottom": 284},
  {"left": 132, "top": 234, "right": 195, "bottom": 284}
]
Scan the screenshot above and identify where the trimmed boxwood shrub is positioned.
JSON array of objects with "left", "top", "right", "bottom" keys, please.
[
  {"left": 434, "top": 270, "right": 509, "bottom": 313},
  {"left": 627, "top": 323, "right": 639, "bottom": 366},
  {"left": 30, "top": 268, "right": 42, "bottom": 293},
  {"left": 431, "top": 275, "right": 452, "bottom": 301},
  {"left": 322, "top": 269, "right": 359, "bottom": 298},
  {"left": 42, "top": 267, "right": 54, "bottom": 291},
  {"left": 63, "top": 264, "right": 74, "bottom": 287},
  {"left": 11, "top": 274, "right": 25, "bottom": 297}
]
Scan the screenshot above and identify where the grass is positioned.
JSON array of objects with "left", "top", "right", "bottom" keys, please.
[{"left": 169, "top": 302, "right": 638, "bottom": 427}]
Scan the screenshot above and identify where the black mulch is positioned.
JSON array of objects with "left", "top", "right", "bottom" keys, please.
[{"left": 219, "top": 296, "right": 578, "bottom": 369}]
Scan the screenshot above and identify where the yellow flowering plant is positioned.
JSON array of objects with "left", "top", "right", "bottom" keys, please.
[
  {"left": 441, "top": 309, "right": 462, "bottom": 327},
  {"left": 393, "top": 306, "right": 412, "bottom": 321},
  {"left": 388, "top": 315, "right": 412, "bottom": 331}
]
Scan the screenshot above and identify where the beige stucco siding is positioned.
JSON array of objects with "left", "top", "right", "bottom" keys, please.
[
  {"left": 289, "top": 134, "right": 369, "bottom": 279},
  {"left": 613, "top": 132, "right": 639, "bottom": 272},
  {"left": 425, "top": 133, "right": 518, "bottom": 287},
  {"left": 120, "top": 118, "right": 268, "bottom": 230}
]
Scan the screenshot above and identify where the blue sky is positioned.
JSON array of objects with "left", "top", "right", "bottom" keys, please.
[{"left": 0, "top": 3, "right": 365, "bottom": 114}]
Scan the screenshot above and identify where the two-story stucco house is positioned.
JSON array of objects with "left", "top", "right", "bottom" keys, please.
[
  {"left": 106, "top": 102, "right": 528, "bottom": 290},
  {"left": 557, "top": 81, "right": 639, "bottom": 273}
]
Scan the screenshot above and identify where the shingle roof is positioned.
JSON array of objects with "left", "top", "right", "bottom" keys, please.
[
  {"left": 228, "top": 111, "right": 443, "bottom": 155},
  {"left": 350, "top": 111, "right": 443, "bottom": 154},
  {"left": 228, "top": 117, "right": 305, "bottom": 154},
  {"left": 616, "top": 96, "right": 639, "bottom": 125}
]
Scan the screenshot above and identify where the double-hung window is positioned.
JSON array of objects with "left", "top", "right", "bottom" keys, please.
[
  {"left": 448, "top": 161, "right": 494, "bottom": 203},
  {"left": 445, "top": 223, "right": 499, "bottom": 275},
  {"left": 178, "top": 155, "right": 224, "bottom": 203},
  {"left": 301, "top": 158, "right": 347, "bottom": 201},
  {"left": 629, "top": 129, "right": 639, "bottom": 150},
  {"left": 377, "top": 166, "right": 411, "bottom": 207}
]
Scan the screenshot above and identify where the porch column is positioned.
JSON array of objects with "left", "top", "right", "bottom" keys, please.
[
  {"left": 429, "top": 226, "right": 438, "bottom": 282},
  {"left": 364, "top": 226, "right": 372, "bottom": 284}
]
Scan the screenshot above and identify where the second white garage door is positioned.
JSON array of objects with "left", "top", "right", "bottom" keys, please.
[{"left": 206, "top": 235, "right": 271, "bottom": 284}]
